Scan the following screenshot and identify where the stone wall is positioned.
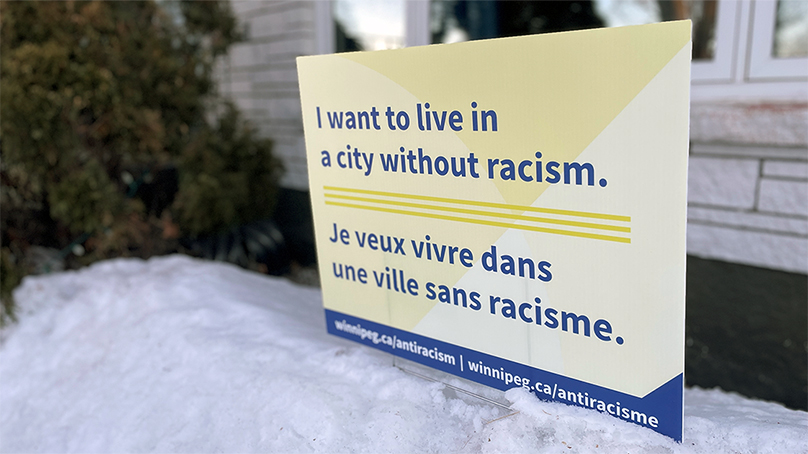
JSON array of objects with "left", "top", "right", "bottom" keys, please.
[{"left": 688, "top": 103, "right": 808, "bottom": 274}]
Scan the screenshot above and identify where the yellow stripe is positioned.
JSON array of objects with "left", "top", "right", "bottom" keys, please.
[
  {"left": 323, "top": 186, "right": 630, "bottom": 222},
  {"left": 325, "top": 201, "right": 631, "bottom": 244},
  {"left": 324, "top": 193, "right": 630, "bottom": 233}
]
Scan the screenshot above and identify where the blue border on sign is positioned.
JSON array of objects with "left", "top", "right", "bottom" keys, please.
[{"left": 325, "top": 308, "right": 683, "bottom": 441}]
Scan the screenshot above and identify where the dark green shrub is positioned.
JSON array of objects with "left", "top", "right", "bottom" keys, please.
[
  {"left": 176, "top": 103, "right": 280, "bottom": 236},
  {"left": 0, "top": 1, "right": 281, "bottom": 324}
]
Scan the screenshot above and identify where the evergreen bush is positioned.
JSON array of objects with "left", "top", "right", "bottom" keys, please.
[{"left": 1, "top": 1, "right": 282, "bottom": 324}]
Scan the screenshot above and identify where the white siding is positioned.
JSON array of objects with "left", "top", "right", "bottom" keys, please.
[{"left": 218, "top": 1, "right": 318, "bottom": 191}]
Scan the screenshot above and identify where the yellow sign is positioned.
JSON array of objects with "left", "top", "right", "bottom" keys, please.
[{"left": 298, "top": 21, "right": 690, "bottom": 441}]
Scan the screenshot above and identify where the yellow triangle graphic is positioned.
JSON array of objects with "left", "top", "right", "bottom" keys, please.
[{"left": 341, "top": 21, "right": 690, "bottom": 206}]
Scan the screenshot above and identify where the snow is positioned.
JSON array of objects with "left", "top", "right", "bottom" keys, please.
[{"left": 1, "top": 255, "right": 805, "bottom": 453}]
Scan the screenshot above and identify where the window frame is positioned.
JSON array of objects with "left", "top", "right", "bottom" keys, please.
[
  {"left": 691, "top": 0, "right": 740, "bottom": 83},
  {"left": 746, "top": 0, "right": 808, "bottom": 80}
]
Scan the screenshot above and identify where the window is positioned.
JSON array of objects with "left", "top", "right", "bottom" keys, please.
[{"left": 333, "top": 0, "right": 405, "bottom": 52}]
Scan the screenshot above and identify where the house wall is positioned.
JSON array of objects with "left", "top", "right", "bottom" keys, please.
[
  {"left": 215, "top": 1, "right": 317, "bottom": 192},
  {"left": 688, "top": 104, "right": 808, "bottom": 274}
]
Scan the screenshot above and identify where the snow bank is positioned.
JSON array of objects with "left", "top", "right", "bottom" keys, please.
[{"left": 1, "top": 255, "right": 805, "bottom": 453}]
